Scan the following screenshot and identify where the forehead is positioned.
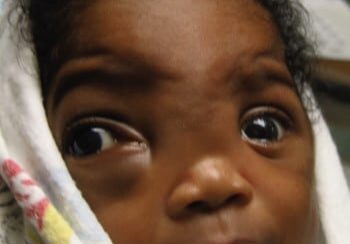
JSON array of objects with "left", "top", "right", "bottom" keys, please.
[{"left": 62, "top": 0, "right": 285, "bottom": 79}]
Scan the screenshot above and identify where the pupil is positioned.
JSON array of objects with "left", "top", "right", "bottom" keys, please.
[
  {"left": 71, "top": 128, "right": 102, "bottom": 156},
  {"left": 244, "top": 117, "right": 278, "bottom": 141}
]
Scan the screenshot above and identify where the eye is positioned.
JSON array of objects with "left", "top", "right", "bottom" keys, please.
[
  {"left": 63, "top": 117, "right": 146, "bottom": 158},
  {"left": 241, "top": 108, "right": 290, "bottom": 146},
  {"left": 67, "top": 127, "right": 115, "bottom": 157}
]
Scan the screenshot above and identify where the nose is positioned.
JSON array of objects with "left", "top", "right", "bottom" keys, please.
[{"left": 166, "top": 157, "right": 253, "bottom": 219}]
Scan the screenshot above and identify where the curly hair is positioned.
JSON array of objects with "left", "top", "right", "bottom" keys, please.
[{"left": 12, "top": 0, "right": 315, "bottom": 101}]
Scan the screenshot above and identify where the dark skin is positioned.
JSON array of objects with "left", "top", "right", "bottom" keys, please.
[{"left": 46, "top": 0, "right": 317, "bottom": 243}]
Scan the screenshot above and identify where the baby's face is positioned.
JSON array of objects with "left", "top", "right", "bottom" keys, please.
[{"left": 46, "top": 0, "right": 316, "bottom": 243}]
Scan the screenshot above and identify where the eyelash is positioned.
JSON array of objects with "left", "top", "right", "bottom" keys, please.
[
  {"left": 62, "top": 117, "right": 146, "bottom": 157},
  {"left": 61, "top": 105, "right": 294, "bottom": 158},
  {"left": 241, "top": 105, "right": 292, "bottom": 127}
]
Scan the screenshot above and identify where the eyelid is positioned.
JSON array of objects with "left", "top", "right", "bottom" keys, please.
[
  {"left": 240, "top": 106, "right": 293, "bottom": 131},
  {"left": 62, "top": 116, "right": 146, "bottom": 152}
]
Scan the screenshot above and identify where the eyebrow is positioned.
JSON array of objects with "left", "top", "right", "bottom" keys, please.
[
  {"left": 50, "top": 51, "right": 296, "bottom": 110},
  {"left": 235, "top": 57, "right": 296, "bottom": 93},
  {"left": 49, "top": 55, "right": 156, "bottom": 110}
]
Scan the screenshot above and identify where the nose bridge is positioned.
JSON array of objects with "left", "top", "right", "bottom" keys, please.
[
  {"left": 162, "top": 88, "right": 232, "bottom": 144},
  {"left": 166, "top": 156, "right": 253, "bottom": 218}
]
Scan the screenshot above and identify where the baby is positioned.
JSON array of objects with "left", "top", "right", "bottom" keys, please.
[{"left": 14, "top": 0, "right": 319, "bottom": 243}]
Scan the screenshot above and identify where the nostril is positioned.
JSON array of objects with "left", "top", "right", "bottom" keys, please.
[
  {"left": 186, "top": 193, "right": 249, "bottom": 213},
  {"left": 227, "top": 194, "right": 239, "bottom": 203},
  {"left": 187, "top": 200, "right": 211, "bottom": 212},
  {"left": 226, "top": 193, "right": 249, "bottom": 206}
]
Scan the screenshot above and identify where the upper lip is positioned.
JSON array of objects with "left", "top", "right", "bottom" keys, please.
[
  {"left": 204, "top": 240, "right": 257, "bottom": 244},
  {"left": 167, "top": 207, "right": 264, "bottom": 244},
  {"left": 231, "top": 240, "right": 257, "bottom": 244},
  {"left": 187, "top": 235, "right": 258, "bottom": 244},
  {"left": 164, "top": 230, "right": 261, "bottom": 244},
  {"left": 206, "top": 242, "right": 256, "bottom": 244}
]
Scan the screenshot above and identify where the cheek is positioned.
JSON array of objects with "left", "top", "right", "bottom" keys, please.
[
  {"left": 96, "top": 193, "right": 161, "bottom": 244},
  {"left": 67, "top": 151, "right": 166, "bottom": 244},
  {"left": 268, "top": 177, "right": 314, "bottom": 225},
  {"left": 249, "top": 158, "right": 317, "bottom": 243},
  {"left": 65, "top": 147, "right": 151, "bottom": 211},
  {"left": 272, "top": 182, "right": 316, "bottom": 243},
  {"left": 92, "top": 169, "right": 173, "bottom": 244}
]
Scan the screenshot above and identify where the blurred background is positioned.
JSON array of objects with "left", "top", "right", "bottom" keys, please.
[
  {"left": 0, "top": 0, "right": 349, "bottom": 183},
  {"left": 301, "top": 0, "right": 350, "bottom": 185}
]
